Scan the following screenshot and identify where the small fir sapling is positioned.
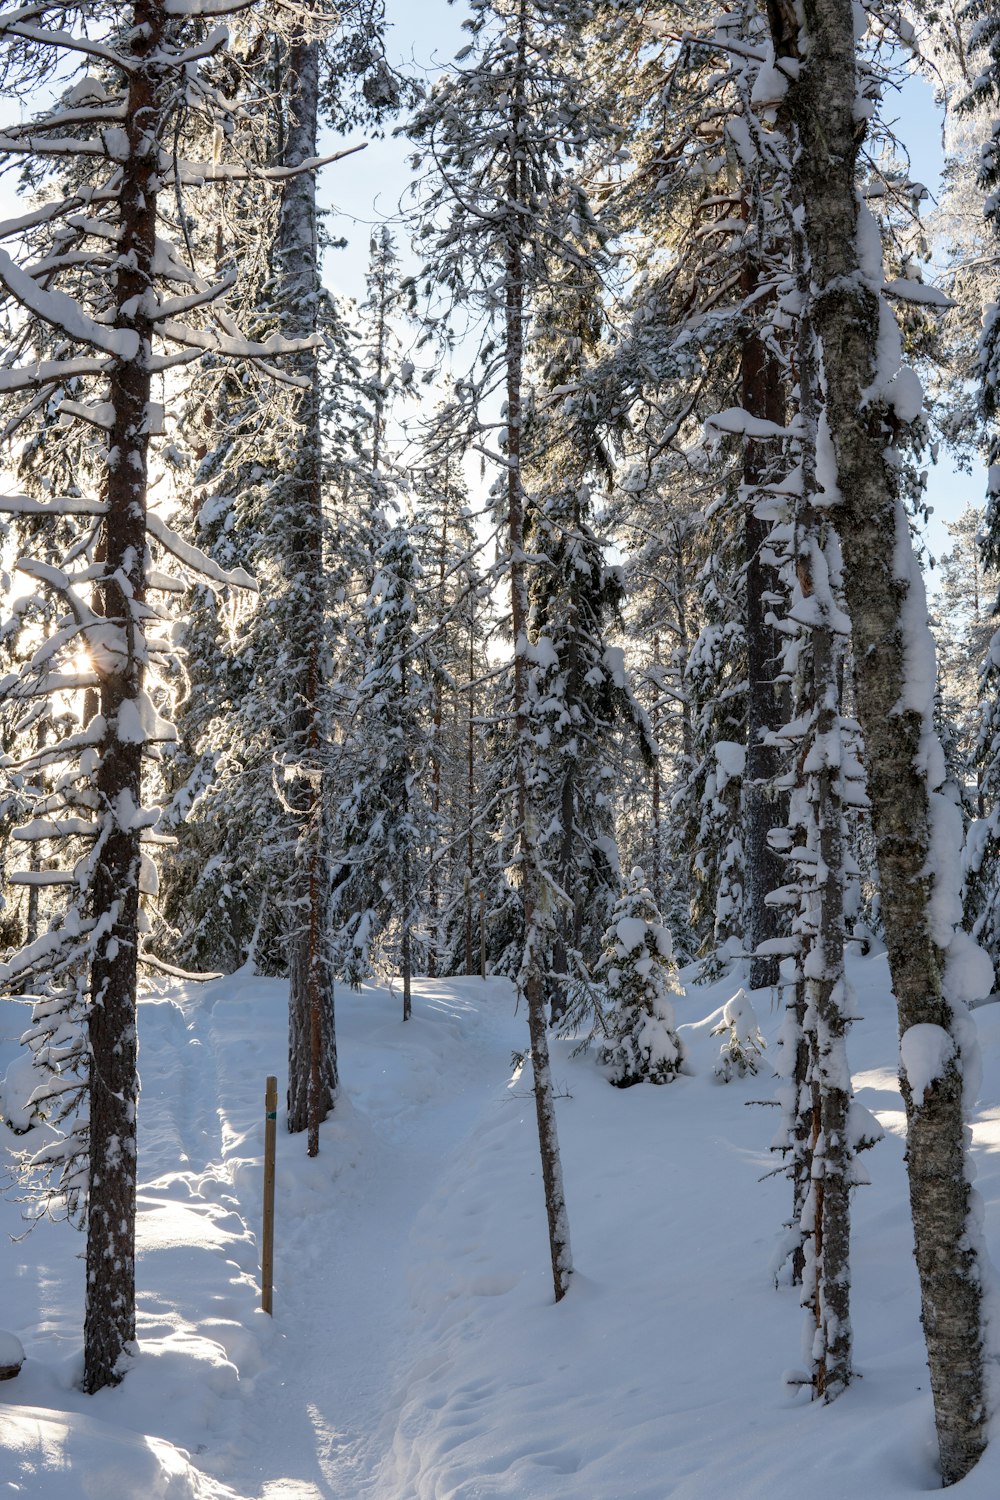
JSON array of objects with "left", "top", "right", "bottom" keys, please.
[
  {"left": 712, "top": 987, "right": 766, "bottom": 1080},
  {"left": 598, "top": 868, "right": 685, "bottom": 1087}
]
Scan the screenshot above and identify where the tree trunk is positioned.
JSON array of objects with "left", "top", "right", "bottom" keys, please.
[
  {"left": 504, "top": 0, "right": 572, "bottom": 1302},
  {"left": 741, "top": 276, "right": 787, "bottom": 990},
  {"left": 279, "top": 33, "right": 337, "bottom": 1152},
  {"left": 650, "top": 636, "right": 663, "bottom": 911},
  {"left": 402, "top": 848, "right": 413, "bottom": 1022},
  {"left": 427, "top": 500, "right": 449, "bottom": 979},
  {"left": 800, "top": 546, "right": 853, "bottom": 1400},
  {"left": 465, "top": 599, "right": 476, "bottom": 975},
  {"left": 25, "top": 723, "right": 46, "bottom": 947},
  {"left": 778, "top": 0, "right": 986, "bottom": 1477},
  {"left": 83, "top": 0, "right": 165, "bottom": 1394}
]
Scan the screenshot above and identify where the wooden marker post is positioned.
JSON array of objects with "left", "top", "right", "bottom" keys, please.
[{"left": 262, "top": 1075, "right": 277, "bottom": 1314}]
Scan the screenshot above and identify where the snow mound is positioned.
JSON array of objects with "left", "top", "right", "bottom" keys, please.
[{"left": 0, "top": 1406, "right": 225, "bottom": 1499}]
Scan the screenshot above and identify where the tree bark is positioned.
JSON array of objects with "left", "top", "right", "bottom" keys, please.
[
  {"left": 801, "top": 549, "right": 853, "bottom": 1400},
  {"left": 465, "top": 605, "right": 476, "bottom": 976},
  {"left": 741, "top": 274, "right": 787, "bottom": 990},
  {"left": 83, "top": 0, "right": 164, "bottom": 1394},
  {"left": 777, "top": 0, "right": 986, "bottom": 1477},
  {"left": 279, "top": 33, "right": 337, "bottom": 1152}
]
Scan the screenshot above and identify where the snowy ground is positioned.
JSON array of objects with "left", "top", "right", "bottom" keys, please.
[{"left": 2, "top": 952, "right": 1000, "bottom": 1498}]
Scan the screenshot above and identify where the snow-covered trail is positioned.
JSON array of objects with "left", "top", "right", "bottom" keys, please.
[
  {"left": 7, "top": 957, "right": 1000, "bottom": 1499},
  {"left": 180, "top": 974, "right": 525, "bottom": 1500}
]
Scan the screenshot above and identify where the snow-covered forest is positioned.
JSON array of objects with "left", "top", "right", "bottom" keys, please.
[{"left": 2, "top": 0, "right": 1000, "bottom": 1494}]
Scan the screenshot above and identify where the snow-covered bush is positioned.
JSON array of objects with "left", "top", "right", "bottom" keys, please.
[
  {"left": 711, "top": 988, "right": 766, "bottom": 1081},
  {"left": 598, "top": 868, "right": 685, "bottom": 1087}
]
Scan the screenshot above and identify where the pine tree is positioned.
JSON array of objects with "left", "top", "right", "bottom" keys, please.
[
  {"left": 408, "top": 441, "right": 486, "bottom": 979},
  {"left": 275, "top": 26, "right": 339, "bottom": 1154},
  {"left": 0, "top": 0, "right": 321, "bottom": 1391},
  {"left": 522, "top": 260, "right": 657, "bottom": 1020},
  {"left": 153, "top": 8, "right": 406, "bottom": 1151},
  {"left": 598, "top": 868, "right": 685, "bottom": 1087},
  {"left": 935, "top": 504, "right": 996, "bottom": 787},
  {"left": 597, "top": 0, "right": 796, "bottom": 985},
  {"left": 613, "top": 460, "right": 707, "bottom": 961},
  {"left": 764, "top": 294, "right": 879, "bottom": 1398}
]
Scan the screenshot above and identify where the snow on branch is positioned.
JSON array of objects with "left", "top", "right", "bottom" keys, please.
[
  {"left": 0, "top": 356, "right": 110, "bottom": 394},
  {"left": 0, "top": 21, "right": 136, "bottom": 72},
  {"left": 138, "top": 948, "right": 222, "bottom": 982},
  {"left": 0, "top": 917, "right": 95, "bottom": 986},
  {"left": 704, "top": 407, "right": 799, "bottom": 441},
  {"left": 0, "top": 248, "right": 139, "bottom": 358},
  {"left": 161, "top": 0, "right": 256, "bottom": 13},
  {"left": 12, "top": 817, "right": 99, "bottom": 840},
  {"left": 155, "top": 315, "right": 318, "bottom": 361},
  {"left": 0, "top": 493, "right": 106, "bottom": 515},
  {"left": 147, "top": 24, "right": 229, "bottom": 68},
  {"left": 55, "top": 398, "right": 115, "bottom": 431},
  {"left": 882, "top": 279, "right": 956, "bottom": 308},
  {"left": 0, "top": 195, "right": 116, "bottom": 242},
  {"left": 15, "top": 558, "right": 98, "bottom": 630},
  {"left": 150, "top": 267, "right": 237, "bottom": 320},
  {"left": 146, "top": 511, "right": 257, "bottom": 591},
  {"left": 0, "top": 103, "right": 127, "bottom": 140},
  {"left": 2, "top": 716, "right": 107, "bottom": 776},
  {"left": 0, "top": 134, "right": 110, "bottom": 160},
  {"left": 164, "top": 141, "right": 366, "bottom": 188}
]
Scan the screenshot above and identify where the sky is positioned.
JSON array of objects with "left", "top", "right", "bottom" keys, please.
[{"left": 317, "top": 0, "right": 468, "bottom": 305}]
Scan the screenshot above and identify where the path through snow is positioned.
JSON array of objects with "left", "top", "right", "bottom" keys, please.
[
  {"left": 181, "top": 973, "right": 525, "bottom": 1499},
  {"left": 5, "top": 959, "right": 1000, "bottom": 1498}
]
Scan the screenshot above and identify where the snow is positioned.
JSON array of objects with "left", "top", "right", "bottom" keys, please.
[
  {"left": 0, "top": 1331, "right": 24, "bottom": 1369},
  {"left": 715, "top": 739, "right": 746, "bottom": 788},
  {"left": 146, "top": 513, "right": 256, "bottom": 593},
  {"left": 3, "top": 957, "right": 1000, "bottom": 1497},
  {"left": 115, "top": 690, "right": 176, "bottom": 747},
  {"left": 882, "top": 279, "right": 956, "bottom": 308},
  {"left": 899, "top": 1023, "right": 955, "bottom": 1102},
  {"left": 704, "top": 407, "right": 794, "bottom": 442},
  {"left": 528, "top": 635, "right": 559, "bottom": 669},
  {"left": 0, "top": 248, "right": 139, "bottom": 360},
  {"left": 750, "top": 60, "right": 790, "bottom": 107},
  {"left": 1, "top": 1049, "right": 38, "bottom": 1133},
  {"left": 116, "top": 699, "right": 146, "bottom": 745},
  {"left": 885, "top": 366, "right": 924, "bottom": 424},
  {"left": 614, "top": 916, "right": 647, "bottom": 953},
  {"left": 944, "top": 927, "right": 994, "bottom": 1007}
]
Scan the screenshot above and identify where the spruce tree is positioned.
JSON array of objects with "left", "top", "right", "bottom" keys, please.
[
  {"left": 329, "top": 522, "right": 434, "bottom": 1018},
  {"left": 598, "top": 868, "right": 685, "bottom": 1088}
]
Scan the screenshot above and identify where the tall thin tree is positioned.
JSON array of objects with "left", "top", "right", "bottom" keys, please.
[{"left": 770, "top": 0, "right": 991, "bottom": 1478}]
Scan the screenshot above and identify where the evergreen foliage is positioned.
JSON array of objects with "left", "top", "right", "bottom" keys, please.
[
  {"left": 330, "top": 522, "right": 434, "bottom": 1011},
  {"left": 598, "top": 868, "right": 684, "bottom": 1088}
]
